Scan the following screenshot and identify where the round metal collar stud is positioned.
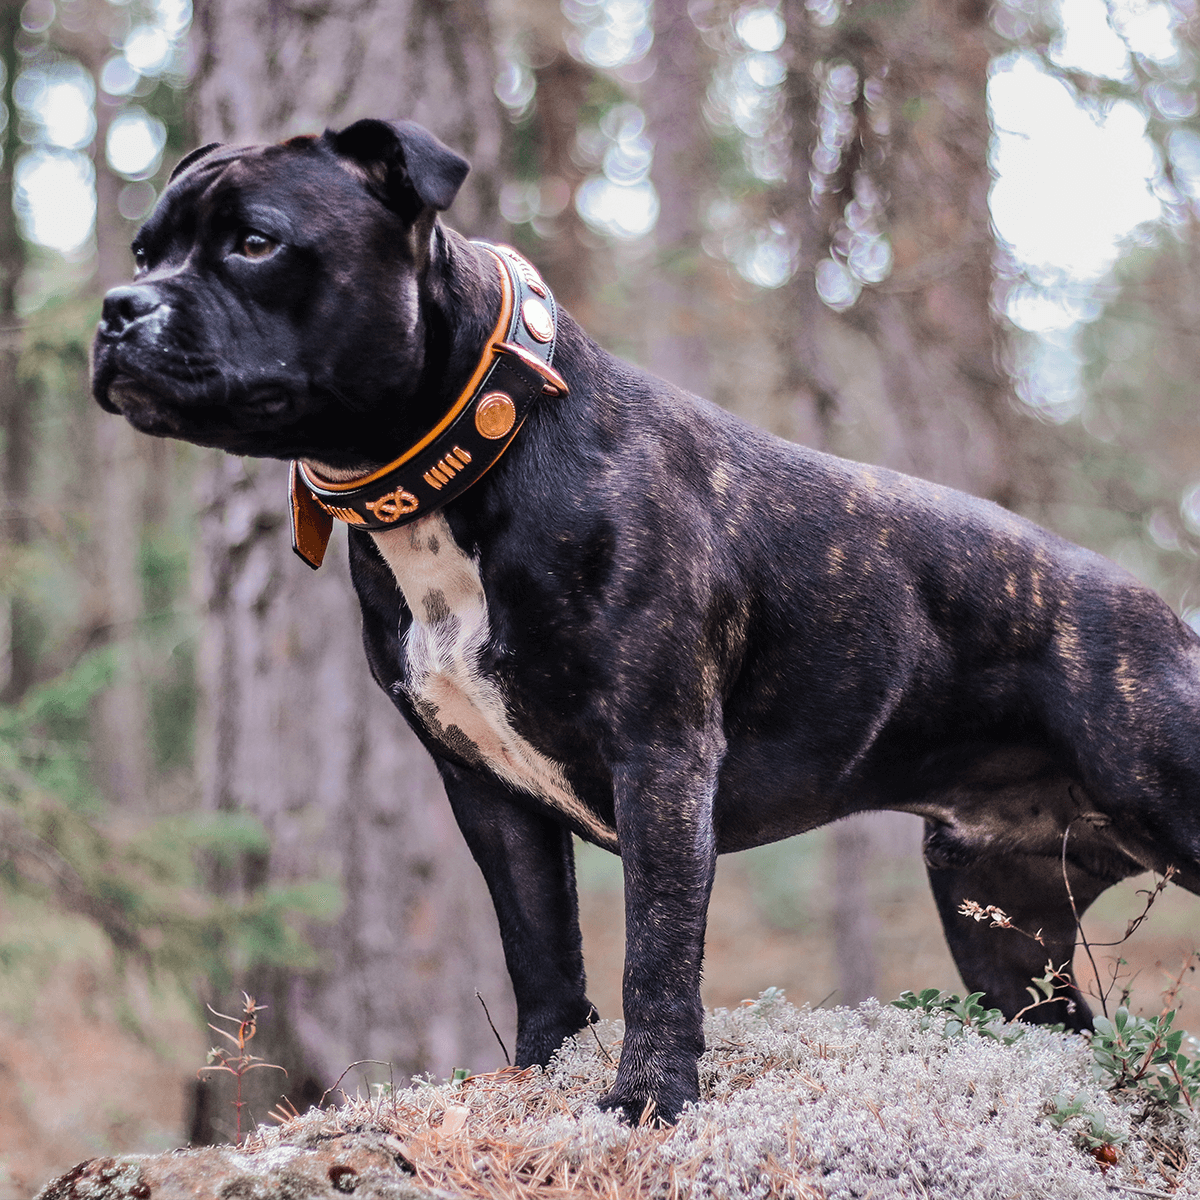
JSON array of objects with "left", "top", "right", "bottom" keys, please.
[
  {"left": 475, "top": 391, "right": 518, "bottom": 439},
  {"left": 522, "top": 297, "right": 554, "bottom": 343}
]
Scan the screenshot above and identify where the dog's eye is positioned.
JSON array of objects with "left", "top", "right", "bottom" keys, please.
[
  {"left": 234, "top": 231, "right": 278, "bottom": 260},
  {"left": 132, "top": 245, "right": 147, "bottom": 274}
]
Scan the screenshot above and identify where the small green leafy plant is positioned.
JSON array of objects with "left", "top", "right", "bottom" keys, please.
[
  {"left": 0, "top": 655, "right": 341, "bottom": 996},
  {"left": 892, "top": 988, "right": 1026, "bottom": 1044},
  {"left": 1044, "top": 1092, "right": 1124, "bottom": 1162},
  {"left": 1089, "top": 1006, "right": 1200, "bottom": 1116}
]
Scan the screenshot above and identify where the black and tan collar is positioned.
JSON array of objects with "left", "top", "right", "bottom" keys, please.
[{"left": 289, "top": 242, "right": 567, "bottom": 569}]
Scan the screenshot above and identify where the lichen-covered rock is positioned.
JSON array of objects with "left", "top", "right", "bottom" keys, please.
[
  {"left": 34, "top": 995, "right": 1200, "bottom": 1199},
  {"left": 35, "top": 1134, "right": 441, "bottom": 1200}
]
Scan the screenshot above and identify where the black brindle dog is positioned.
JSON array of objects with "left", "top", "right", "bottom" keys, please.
[{"left": 93, "top": 119, "right": 1200, "bottom": 1123}]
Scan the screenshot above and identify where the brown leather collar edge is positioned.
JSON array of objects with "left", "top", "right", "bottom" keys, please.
[{"left": 289, "top": 242, "right": 567, "bottom": 569}]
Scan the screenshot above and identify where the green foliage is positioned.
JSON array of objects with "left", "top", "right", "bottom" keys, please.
[
  {"left": 0, "top": 648, "right": 114, "bottom": 812},
  {"left": 0, "top": 279, "right": 332, "bottom": 1025},
  {"left": 8, "top": 296, "right": 103, "bottom": 674},
  {"left": 137, "top": 70, "right": 192, "bottom": 158},
  {"left": 148, "top": 639, "right": 196, "bottom": 774},
  {"left": 1052, "top": 234, "right": 1200, "bottom": 617},
  {"left": 892, "top": 989, "right": 1026, "bottom": 1045},
  {"left": 0, "top": 659, "right": 341, "bottom": 996},
  {"left": 140, "top": 527, "right": 198, "bottom": 773},
  {"left": 573, "top": 836, "right": 624, "bottom": 891},
  {"left": 892, "top": 982, "right": 1200, "bottom": 1169},
  {"left": 746, "top": 985, "right": 786, "bottom": 1015},
  {"left": 1090, "top": 1007, "right": 1200, "bottom": 1117},
  {"left": 1044, "top": 1092, "right": 1125, "bottom": 1153},
  {"left": 1022, "top": 962, "right": 1072, "bottom": 1015},
  {"left": 577, "top": 72, "right": 633, "bottom": 132}
]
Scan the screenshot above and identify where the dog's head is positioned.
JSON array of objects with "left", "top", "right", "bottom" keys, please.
[{"left": 91, "top": 120, "right": 470, "bottom": 463}]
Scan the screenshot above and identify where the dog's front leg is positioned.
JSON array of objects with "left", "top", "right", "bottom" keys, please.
[
  {"left": 436, "top": 759, "right": 597, "bottom": 1068},
  {"left": 600, "top": 742, "right": 721, "bottom": 1124}
]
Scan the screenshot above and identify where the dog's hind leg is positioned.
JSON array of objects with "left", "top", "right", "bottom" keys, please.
[
  {"left": 436, "top": 760, "right": 597, "bottom": 1069},
  {"left": 924, "top": 838, "right": 1112, "bottom": 1030}
]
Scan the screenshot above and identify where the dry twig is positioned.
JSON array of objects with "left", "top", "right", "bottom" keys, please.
[{"left": 198, "top": 993, "right": 287, "bottom": 1146}]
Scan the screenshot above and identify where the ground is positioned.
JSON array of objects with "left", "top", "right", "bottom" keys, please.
[
  {"left": 33, "top": 994, "right": 1200, "bottom": 1199},
  {"left": 7, "top": 813, "right": 1200, "bottom": 1196}
]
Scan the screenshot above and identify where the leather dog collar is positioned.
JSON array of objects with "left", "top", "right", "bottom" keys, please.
[{"left": 289, "top": 242, "right": 567, "bottom": 569}]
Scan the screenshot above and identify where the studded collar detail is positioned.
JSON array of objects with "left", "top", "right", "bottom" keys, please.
[{"left": 289, "top": 242, "right": 566, "bottom": 569}]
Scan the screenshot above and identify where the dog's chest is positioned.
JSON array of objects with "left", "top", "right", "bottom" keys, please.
[{"left": 371, "top": 516, "right": 616, "bottom": 846}]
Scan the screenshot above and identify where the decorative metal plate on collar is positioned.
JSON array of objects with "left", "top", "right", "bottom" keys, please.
[{"left": 289, "top": 243, "right": 567, "bottom": 569}]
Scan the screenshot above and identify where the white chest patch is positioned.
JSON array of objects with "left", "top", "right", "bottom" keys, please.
[{"left": 371, "top": 515, "right": 618, "bottom": 848}]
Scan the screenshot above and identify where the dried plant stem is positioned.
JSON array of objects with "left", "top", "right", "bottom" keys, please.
[
  {"left": 319, "top": 1059, "right": 396, "bottom": 1109},
  {"left": 476, "top": 990, "right": 511, "bottom": 1066},
  {"left": 198, "top": 993, "right": 287, "bottom": 1146},
  {"left": 1060, "top": 821, "right": 1109, "bottom": 1019},
  {"left": 588, "top": 1006, "right": 615, "bottom": 1065},
  {"left": 967, "top": 818, "right": 1182, "bottom": 1022},
  {"left": 1160, "top": 952, "right": 1200, "bottom": 1019},
  {"left": 1087, "top": 868, "right": 1177, "bottom": 949}
]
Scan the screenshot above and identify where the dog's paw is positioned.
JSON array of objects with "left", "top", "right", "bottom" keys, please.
[
  {"left": 597, "top": 1076, "right": 697, "bottom": 1126},
  {"left": 597, "top": 1028, "right": 702, "bottom": 1124},
  {"left": 598, "top": 1088, "right": 665, "bottom": 1125},
  {"left": 514, "top": 998, "right": 599, "bottom": 1067}
]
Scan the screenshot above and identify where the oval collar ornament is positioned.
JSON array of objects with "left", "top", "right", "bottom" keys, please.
[
  {"left": 522, "top": 297, "right": 554, "bottom": 344},
  {"left": 475, "top": 390, "right": 518, "bottom": 439}
]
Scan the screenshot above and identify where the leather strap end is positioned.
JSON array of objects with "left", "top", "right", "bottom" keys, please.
[
  {"left": 495, "top": 340, "right": 568, "bottom": 396},
  {"left": 290, "top": 460, "right": 334, "bottom": 569}
]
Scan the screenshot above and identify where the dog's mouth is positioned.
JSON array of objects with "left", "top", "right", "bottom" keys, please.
[
  {"left": 103, "top": 371, "right": 296, "bottom": 443},
  {"left": 104, "top": 375, "right": 178, "bottom": 431}
]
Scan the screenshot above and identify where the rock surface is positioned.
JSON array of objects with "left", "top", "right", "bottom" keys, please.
[{"left": 35, "top": 1133, "right": 439, "bottom": 1200}]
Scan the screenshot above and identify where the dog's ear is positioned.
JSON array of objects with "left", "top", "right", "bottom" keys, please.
[
  {"left": 327, "top": 119, "right": 470, "bottom": 219},
  {"left": 168, "top": 142, "right": 224, "bottom": 184}
]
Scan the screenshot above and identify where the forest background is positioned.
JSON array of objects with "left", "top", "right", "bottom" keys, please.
[{"left": 2, "top": 0, "right": 1200, "bottom": 1192}]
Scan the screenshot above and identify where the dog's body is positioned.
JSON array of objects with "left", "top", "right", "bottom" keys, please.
[{"left": 93, "top": 121, "right": 1200, "bottom": 1123}]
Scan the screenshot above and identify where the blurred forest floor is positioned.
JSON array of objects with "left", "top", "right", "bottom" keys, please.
[{"left": 577, "top": 816, "right": 1200, "bottom": 1023}]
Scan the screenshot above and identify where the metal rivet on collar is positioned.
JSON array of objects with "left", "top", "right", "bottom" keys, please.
[
  {"left": 476, "top": 391, "right": 517, "bottom": 439},
  {"left": 522, "top": 297, "right": 554, "bottom": 343}
]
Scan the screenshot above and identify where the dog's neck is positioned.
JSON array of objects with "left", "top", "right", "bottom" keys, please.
[
  {"left": 289, "top": 235, "right": 566, "bottom": 568},
  {"left": 309, "top": 228, "right": 504, "bottom": 482}
]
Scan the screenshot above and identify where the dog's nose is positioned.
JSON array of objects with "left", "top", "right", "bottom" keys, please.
[{"left": 98, "top": 285, "right": 162, "bottom": 339}]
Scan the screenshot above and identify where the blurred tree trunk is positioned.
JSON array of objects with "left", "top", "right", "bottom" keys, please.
[
  {"left": 778, "top": 0, "right": 1062, "bottom": 501},
  {"left": 643, "top": 0, "right": 715, "bottom": 397},
  {"left": 777, "top": 0, "right": 1039, "bottom": 498},
  {"left": 188, "top": 0, "right": 514, "bottom": 1140},
  {"left": 52, "top": 0, "right": 154, "bottom": 805},
  {"left": 519, "top": 0, "right": 595, "bottom": 317},
  {"left": 830, "top": 820, "right": 877, "bottom": 1006},
  {"left": 91, "top": 73, "right": 151, "bottom": 809},
  {"left": 774, "top": 0, "right": 1056, "bottom": 1003},
  {"left": 192, "top": 0, "right": 505, "bottom": 236},
  {"left": 0, "top": 0, "right": 33, "bottom": 703}
]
